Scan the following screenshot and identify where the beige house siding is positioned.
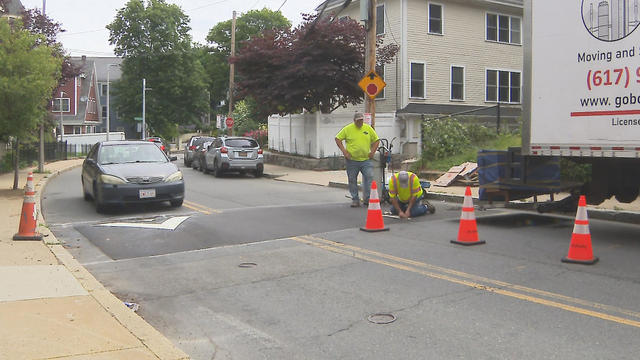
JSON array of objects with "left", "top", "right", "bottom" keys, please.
[
  {"left": 375, "top": 0, "right": 402, "bottom": 113},
  {"left": 324, "top": 0, "right": 522, "bottom": 113},
  {"left": 405, "top": 0, "right": 523, "bottom": 107}
]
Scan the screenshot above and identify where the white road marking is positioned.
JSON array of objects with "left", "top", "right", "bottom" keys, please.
[{"left": 97, "top": 216, "right": 190, "bottom": 230}]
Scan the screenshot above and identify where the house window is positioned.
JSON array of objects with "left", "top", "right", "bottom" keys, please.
[
  {"left": 376, "top": 65, "right": 385, "bottom": 99},
  {"left": 486, "top": 13, "right": 521, "bottom": 44},
  {"left": 428, "top": 3, "right": 443, "bottom": 35},
  {"left": 410, "top": 62, "right": 425, "bottom": 99},
  {"left": 486, "top": 69, "right": 521, "bottom": 103},
  {"left": 101, "top": 83, "right": 108, "bottom": 96},
  {"left": 74, "top": 126, "right": 82, "bottom": 134},
  {"left": 451, "top": 66, "right": 464, "bottom": 101},
  {"left": 102, "top": 105, "right": 108, "bottom": 120},
  {"left": 87, "top": 99, "right": 97, "bottom": 114},
  {"left": 52, "top": 98, "right": 70, "bottom": 112},
  {"left": 376, "top": 4, "right": 384, "bottom": 35}
]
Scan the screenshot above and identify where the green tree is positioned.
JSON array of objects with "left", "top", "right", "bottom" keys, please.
[
  {"left": 232, "top": 98, "right": 261, "bottom": 135},
  {"left": 203, "top": 8, "right": 291, "bottom": 118},
  {"left": 0, "top": 19, "right": 61, "bottom": 188},
  {"left": 107, "top": 0, "right": 207, "bottom": 138},
  {"left": 233, "top": 14, "right": 399, "bottom": 114}
]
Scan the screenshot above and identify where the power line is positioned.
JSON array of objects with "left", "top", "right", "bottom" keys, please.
[
  {"left": 58, "top": 28, "right": 107, "bottom": 37},
  {"left": 187, "top": 0, "right": 233, "bottom": 12},
  {"left": 277, "top": 0, "right": 288, "bottom": 11}
]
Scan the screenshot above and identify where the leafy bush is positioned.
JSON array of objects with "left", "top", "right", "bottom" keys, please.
[
  {"left": 0, "top": 153, "right": 13, "bottom": 173},
  {"left": 419, "top": 118, "right": 521, "bottom": 172},
  {"left": 422, "top": 118, "right": 470, "bottom": 160},
  {"left": 560, "top": 158, "right": 591, "bottom": 183},
  {"left": 244, "top": 128, "right": 268, "bottom": 147}
]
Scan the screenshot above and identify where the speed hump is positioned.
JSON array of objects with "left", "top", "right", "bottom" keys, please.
[{"left": 358, "top": 71, "right": 386, "bottom": 99}]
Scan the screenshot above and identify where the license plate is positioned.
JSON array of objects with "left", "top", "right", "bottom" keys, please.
[
  {"left": 238, "top": 152, "right": 247, "bottom": 157},
  {"left": 139, "top": 189, "right": 156, "bottom": 199}
]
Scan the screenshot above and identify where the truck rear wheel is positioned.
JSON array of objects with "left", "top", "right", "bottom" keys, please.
[{"left": 614, "top": 187, "right": 639, "bottom": 203}]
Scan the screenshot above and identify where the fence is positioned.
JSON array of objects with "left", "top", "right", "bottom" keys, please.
[{"left": 3, "top": 141, "right": 91, "bottom": 169}]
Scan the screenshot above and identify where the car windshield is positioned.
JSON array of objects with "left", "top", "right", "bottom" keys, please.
[
  {"left": 98, "top": 144, "right": 167, "bottom": 164},
  {"left": 226, "top": 139, "right": 258, "bottom": 148}
]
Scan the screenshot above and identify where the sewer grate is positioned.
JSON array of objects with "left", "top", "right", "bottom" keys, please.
[{"left": 367, "top": 313, "right": 396, "bottom": 324}]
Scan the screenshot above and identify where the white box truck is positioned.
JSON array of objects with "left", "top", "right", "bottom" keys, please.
[{"left": 522, "top": 0, "right": 640, "bottom": 204}]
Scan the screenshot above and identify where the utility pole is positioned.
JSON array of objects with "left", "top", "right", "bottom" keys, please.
[
  {"left": 364, "top": 0, "right": 377, "bottom": 128},
  {"left": 38, "top": 0, "right": 46, "bottom": 172},
  {"left": 228, "top": 10, "right": 237, "bottom": 136},
  {"left": 142, "top": 78, "right": 147, "bottom": 139}
]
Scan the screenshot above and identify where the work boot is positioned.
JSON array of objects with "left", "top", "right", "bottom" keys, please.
[
  {"left": 351, "top": 200, "right": 361, "bottom": 207},
  {"left": 362, "top": 198, "right": 369, "bottom": 206}
]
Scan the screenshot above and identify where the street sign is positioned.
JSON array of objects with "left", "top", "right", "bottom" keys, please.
[
  {"left": 134, "top": 117, "right": 143, "bottom": 121},
  {"left": 225, "top": 117, "right": 234, "bottom": 128},
  {"left": 358, "top": 71, "right": 386, "bottom": 99},
  {"left": 364, "top": 113, "right": 372, "bottom": 125}
]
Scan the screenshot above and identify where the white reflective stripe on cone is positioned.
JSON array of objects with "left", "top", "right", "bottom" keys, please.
[
  {"left": 575, "top": 206, "right": 588, "bottom": 221},
  {"left": 572, "top": 223, "right": 590, "bottom": 235},
  {"left": 24, "top": 195, "right": 36, "bottom": 204},
  {"left": 462, "top": 195, "right": 474, "bottom": 208},
  {"left": 368, "top": 202, "right": 381, "bottom": 210},
  {"left": 460, "top": 210, "right": 476, "bottom": 220},
  {"left": 370, "top": 189, "right": 379, "bottom": 200}
]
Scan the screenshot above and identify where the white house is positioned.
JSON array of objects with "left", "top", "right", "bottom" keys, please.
[{"left": 268, "top": 0, "right": 523, "bottom": 159}]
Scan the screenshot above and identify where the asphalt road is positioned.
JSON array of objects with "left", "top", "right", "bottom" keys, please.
[{"left": 43, "top": 158, "right": 640, "bottom": 360}]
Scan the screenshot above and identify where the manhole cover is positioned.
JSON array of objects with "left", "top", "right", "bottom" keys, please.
[
  {"left": 238, "top": 262, "right": 257, "bottom": 268},
  {"left": 367, "top": 313, "right": 396, "bottom": 324}
]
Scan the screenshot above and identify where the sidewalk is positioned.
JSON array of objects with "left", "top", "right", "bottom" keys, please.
[{"left": 0, "top": 160, "right": 189, "bottom": 360}]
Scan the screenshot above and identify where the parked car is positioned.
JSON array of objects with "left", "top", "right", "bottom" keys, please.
[
  {"left": 147, "top": 136, "right": 169, "bottom": 155},
  {"left": 203, "top": 136, "right": 264, "bottom": 177},
  {"left": 191, "top": 137, "right": 216, "bottom": 172},
  {"left": 81, "top": 140, "right": 184, "bottom": 212},
  {"left": 183, "top": 135, "right": 201, "bottom": 167}
]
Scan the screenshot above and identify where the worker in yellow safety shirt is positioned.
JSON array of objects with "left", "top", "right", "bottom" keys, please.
[{"left": 388, "top": 171, "right": 428, "bottom": 218}]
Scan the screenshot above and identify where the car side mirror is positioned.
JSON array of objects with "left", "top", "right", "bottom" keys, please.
[
  {"left": 170, "top": 156, "right": 178, "bottom": 161},
  {"left": 85, "top": 158, "right": 95, "bottom": 165}
]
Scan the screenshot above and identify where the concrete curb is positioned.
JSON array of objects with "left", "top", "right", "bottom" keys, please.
[{"left": 35, "top": 163, "right": 190, "bottom": 360}]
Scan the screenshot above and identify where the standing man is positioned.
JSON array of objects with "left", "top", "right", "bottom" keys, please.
[
  {"left": 388, "top": 171, "right": 428, "bottom": 218},
  {"left": 335, "top": 112, "right": 380, "bottom": 207}
]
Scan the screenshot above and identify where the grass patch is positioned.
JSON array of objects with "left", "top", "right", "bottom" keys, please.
[{"left": 419, "top": 132, "right": 521, "bottom": 172}]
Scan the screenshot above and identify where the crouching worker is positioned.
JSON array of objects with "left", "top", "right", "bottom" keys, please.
[{"left": 389, "top": 171, "right": 428, "bottom": 218}]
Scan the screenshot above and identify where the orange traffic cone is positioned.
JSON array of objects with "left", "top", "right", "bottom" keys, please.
[
  {"left": 360, "top": 180, "right": 389, "bottom": 232},
  {"left": 451, "top": 186, "right": 485, "bottom": 246},
  {"left": 562, "top": 195, "right": 598, "bottom": 265},
  {"left": 13, "top": 172, "right": 43, "bottom": 241}
]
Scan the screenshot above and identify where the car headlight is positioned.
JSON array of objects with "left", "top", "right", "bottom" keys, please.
[
  {"left": 99, "top": 174, "right": 126, "bottom": 184},
  {"left": 165, "top": 171, "right": 183, "bottom": 182}
]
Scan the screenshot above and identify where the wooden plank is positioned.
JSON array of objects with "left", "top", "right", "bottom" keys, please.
[{"left": 433, "top": 165, "right": 465, "bottom": 186}]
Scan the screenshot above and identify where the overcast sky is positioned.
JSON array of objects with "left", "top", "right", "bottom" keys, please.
[{"left": 20, "top": 0, "right": 321, "bottom": 57}]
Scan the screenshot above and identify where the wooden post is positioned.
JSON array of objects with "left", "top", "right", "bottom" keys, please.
[
  {"left": 365, "top": 0, "right": 377, "bottom": 128},
  {"left": 228, "top": 10, "right": 237, "bottom": 136}
]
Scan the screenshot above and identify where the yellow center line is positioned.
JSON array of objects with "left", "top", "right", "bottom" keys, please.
[
  {"left": 301, "top": 235, "right": 640, "bottom": 320},
  {"left": 183, "top": 200, "right": 221, "bottom": 215},
  {"left": 292, "top": 235, "right": 640, "bottom": 329}
]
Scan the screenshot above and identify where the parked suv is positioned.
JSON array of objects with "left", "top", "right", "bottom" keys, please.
[
  {"left": 191, "top": 137, "right": 216, "bottom": 172},
  {"left": 203, "top": 136, "right": 264, "bottom": 177},
  {"left": 183, "top": 136, "right": 201, "bottom": 167}
]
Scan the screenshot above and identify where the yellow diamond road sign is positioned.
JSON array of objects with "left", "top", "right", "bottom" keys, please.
[{"left": 358, "top": 71, "right": 386, "bottom": 99}]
